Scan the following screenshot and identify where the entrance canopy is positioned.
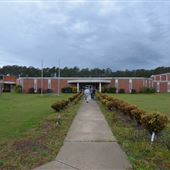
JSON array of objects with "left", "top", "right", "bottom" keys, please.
[
  {"left": 68, "top": 79, "right": 111, "bottom": 83},
  {"left": 68, "top": 79, "right": 111, "bottom": 92}
]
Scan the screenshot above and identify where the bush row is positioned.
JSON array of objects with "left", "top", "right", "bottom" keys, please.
[
  {"left": 28, "top": 88, "right": 53, "bottom": 94},
  {"left": 51, "top": 92, "right": 83, "bottom": 112},
  {"left": 101, "top": 86, "right": 156, "bottom": 94},
  {"left": 61, "top": 86, "right": 77, "bottom": 93},
  {"left": 96, "top": 93, "right": 168, "bottom": 134}
]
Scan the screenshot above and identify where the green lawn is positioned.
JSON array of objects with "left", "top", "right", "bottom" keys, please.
[
  {"left": 110, "top": 93, "right": 170, "bottom": 118},
  {"left": 0, "top": 93, "right": 72, "bottom": 143},
  {"left": 101, "top": 93, "right": 170, "bottom": 169},
  {"left": 0, "top": 92, "right": 82, "bottom": 169}
]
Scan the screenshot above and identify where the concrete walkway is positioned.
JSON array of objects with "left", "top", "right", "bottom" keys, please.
[{"left": 33, "top": 100, "right": 131, "bottom": 170}]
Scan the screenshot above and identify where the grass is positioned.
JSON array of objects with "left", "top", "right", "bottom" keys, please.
[
  {"left": 110, "top": 93, "right": 170, "bottom": 118},
  {"left": 0, "top": 93, "right": 81, "bottom": 169},
  {"left": 99, "top": 93, "right": 170, "bottom": 170},
  {"left": 0, "top": 93, "right": 72, "bottom": 144}
]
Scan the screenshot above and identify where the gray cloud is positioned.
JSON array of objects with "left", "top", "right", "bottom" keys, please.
[{"left": 0, "top": 0, "right": 170, "bottom": 70}]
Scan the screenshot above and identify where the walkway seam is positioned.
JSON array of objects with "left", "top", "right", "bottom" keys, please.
[
  {"left": 56, "top": 160, "right": 81, "bottom": 170},
  {"left": 65, "top": 140, "right": 117, "bottom": 143}
]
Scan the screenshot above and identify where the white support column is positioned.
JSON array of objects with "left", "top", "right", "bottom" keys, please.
[
  {"left": 99, "top": 82, "right": 101, "bottom": 92},
  {"left": 77, "top": 82, "right": 79, "bottom": 93},
  {"left": 129, "top": 79, "right": 132, "bottom": 93},
  {"left": 48, "top": 79, "right": 51, "bottom": 89},
  {"left": 157, "top": 82, "right": 160, "bottom": 93},
  {"left": 115, "top": 79, "right": 118, "bottom": 93},
  {"left": 168, "top": 82, "right": 170, "bottom": 93},
  {"left": 34, "top": 79, "right": 37, "bottom": 93}
]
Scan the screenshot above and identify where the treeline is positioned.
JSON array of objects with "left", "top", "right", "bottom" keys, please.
[{"left": 0, "top": 65, "right": 170, "bottom": 78}]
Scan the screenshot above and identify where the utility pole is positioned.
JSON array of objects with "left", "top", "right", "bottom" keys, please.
[
  {"left": 41, "top": 59, "right": 43, "bottom": 96},
  {"left": 57, "top": 58, "right": 60, "bottom": 96}
]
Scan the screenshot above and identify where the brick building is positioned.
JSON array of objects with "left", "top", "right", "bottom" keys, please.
[
  {"left": 151, "top": 73, "right": 170, "bottom": 93},
  {"left": 0, "top": 75, "right": 16, "bottom": 92},
  {"left": 1, "top": 73, "right": 169, "bottom": 93},
  {"left": 16, "top": 76, "right": 152, "bottom": 93}
]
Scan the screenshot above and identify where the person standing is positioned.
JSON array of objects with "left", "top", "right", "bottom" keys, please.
[
  {"left": 84, "top": 87, "right": 90, "bottom": 103},
  {"left": 91, "top": 88, "right": 96, "bottom": 100}
]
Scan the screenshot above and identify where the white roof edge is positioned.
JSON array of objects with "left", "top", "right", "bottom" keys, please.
[
  {"left": 17, "top": 77, "right": 151, "bottom": 80},
  {"left": 3, "top": 81, "right": 16, "bottom": 84},
  {"left": 152, "top": 73, "right": 170, "bottom": 76},
  {"left": 153, "top": 80, "right": 170, "bottom": 83},
  {"left": 68, "top": 80, "right": 111, "bottom": 83}
]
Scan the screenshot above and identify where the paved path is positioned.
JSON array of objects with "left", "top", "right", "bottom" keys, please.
[{"left": 33, "top": 100, "right": 131, "bottom": 170}]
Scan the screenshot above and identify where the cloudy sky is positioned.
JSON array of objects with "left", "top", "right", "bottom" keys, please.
[{"left": 0, "top": 0, "right": 170, "bottom": 70}]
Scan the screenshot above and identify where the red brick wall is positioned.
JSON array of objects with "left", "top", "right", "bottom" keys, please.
[
  {"left": 167, "top": 74, "right": 170, "bottom": 81},
  {"left": 161, "top": 75, "right": 166, "bottom": 81},
  {"left": 160, "top": 82, "right": 167, "bottom": 93},
  {"left": 21, "top": 79, "right": 69, "bottom": 93},
  {"left": 60, "top": 79, "right": 69, "bottom": 89},
  {"left": 43, "top": 79, "right": 48, "bottom": 90},
  {"left": 118, "top": 79, "right": 129, "bottom": 93},
  {"left": 23, "top": 79, "right": 34, "bottom": 93},
  {"left": 110, "top": 79, "right": 115, "bottom": 87},
  {"left": 132, "top": 80, "right": 144, "bottom": 92},
  {"left": 51, "top": 79, "right": 69, "bottom": 93},
  {"left": 155, "top": 75, "right": 160, "bottom": 81}
]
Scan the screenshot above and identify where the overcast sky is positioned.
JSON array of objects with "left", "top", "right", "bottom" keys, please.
[{"left": 0, "top": 0, "right": 170, "bottom": 70}]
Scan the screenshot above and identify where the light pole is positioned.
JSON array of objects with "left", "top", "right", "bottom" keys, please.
[
  {"left": 57, "top": 58, "right": 60, "bottom": 96},
  {"left": 41, "top": 59, "right": 43, "bottom": 96}
]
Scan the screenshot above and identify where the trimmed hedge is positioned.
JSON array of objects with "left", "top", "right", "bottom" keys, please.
[
  {"left": 62, "top": 86, "right": 77, "bottom": 93},
  {"left": 51, "top": 100, "right": 69, "bottom": 112},
  {"left": 96, "top": 92, "right": 168, "bottom": 134},
  {"left": 140, "top": 87, "right": 156, "bottom": 93},
  {"left": 51, "top": 92, "right": 83, "bottom": 112},
  {"left": 141, "top": 112, "right": 168, "bottom": 134},
  {"left": 101, "top": 87, "right": 116, "bottom": 93}
]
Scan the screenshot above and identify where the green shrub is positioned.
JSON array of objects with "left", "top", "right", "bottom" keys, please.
[
  {"left": 101, "top": 87, "right": 116, "bottom": 93},
  {"left": 28, "top": 88, "right": 34, "bottom": 93},
  {"left": 141, "top": 112, "right": 168, "bottom": 134},
  {"left": 108, "top": 87, "right": 116, "bottom": 93},
  {"left": 131, "top": 109, "right": 146, "bottom": 125},
  {"left": 106, "top": 101, "right": 114, "bottom": 110},
  {"left": 62, "top": 86, "right": 77, "bottom": 93},
  {"left": 62, "top": 87, "right": 72, "bottom": 93},
  {"left": 131, "top": 89, "right": 137, "bottom": 94},
  {"left": 101, "top": 87, "right": 107, "bottom": 93},
  {"left": 72, "top": 87, "right": 77, "bottom": 93},
  {"left": 15, "top": 85, "right": 22, "bottom": 93},
  {"left": 140, "top": 87, "right": 156, "bottom": 93},
  {"left": 46, "top": 89, "right": 53, "bottom": 93},
  {"left": 118, "top": 89, "right": 125, "bottom": 93},
  {"left": 51, "top": 92, "right": 82, "bottom": 112},
  {"left": 51, "top": 100, "right": 69, "bottom": 112},
  {"left": 123, "top": 104, "right": 138, "bottom": 119}
]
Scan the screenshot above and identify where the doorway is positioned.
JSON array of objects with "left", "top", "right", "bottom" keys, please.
[{"left": 80, "top": 83, "right": 99, "bottom": 91}]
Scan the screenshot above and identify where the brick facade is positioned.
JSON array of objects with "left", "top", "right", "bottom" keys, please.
[{"left": 2, "top": 72, "right": 170, "bottom": 93}]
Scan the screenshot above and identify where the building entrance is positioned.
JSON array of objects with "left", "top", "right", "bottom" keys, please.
[{"left": 80, "top": 83, "right": 99, "bottom": 91}]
